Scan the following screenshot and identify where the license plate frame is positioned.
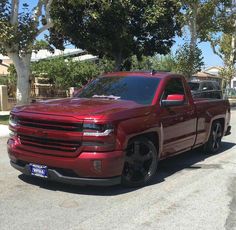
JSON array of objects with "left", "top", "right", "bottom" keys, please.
[{"left": 29, "top": 163, "right": 48, "bottom": 178}]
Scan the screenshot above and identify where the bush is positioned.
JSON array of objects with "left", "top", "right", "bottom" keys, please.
[
  {"left": 0, "top": 74, "right": 16, "bottom": 98},
  {"left": 32, "top": 57, "right": 115, "bottom": 90},
  {"left": 0, "top": 77, "right": 8, "bottom": 85}
]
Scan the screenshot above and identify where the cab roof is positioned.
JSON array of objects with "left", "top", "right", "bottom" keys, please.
[{"left": 103, "top": 71, "right": 176, "bottom": 79}]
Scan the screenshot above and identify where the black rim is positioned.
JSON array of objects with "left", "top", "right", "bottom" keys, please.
[
  {"left": 212, "top": 123, "right": 222, "bottom": 151},
  {"left": 123, "top": 140, "right": 156, "bottom": 183}
]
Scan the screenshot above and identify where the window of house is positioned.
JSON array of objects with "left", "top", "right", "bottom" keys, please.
[{"left": 233, "top": 81, "right": 236, "bottom": 88}]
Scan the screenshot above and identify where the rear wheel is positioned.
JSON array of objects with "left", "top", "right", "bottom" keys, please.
[
  {"left": 121, "top": 137, "right": 158, "bottom": 187},
  {"left": 204, "top": 121, "right": 223, "bottom": 154}
]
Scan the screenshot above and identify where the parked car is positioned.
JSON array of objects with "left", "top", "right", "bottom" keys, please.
[
  {"left": 8, "top": 72, "right": 231, "bottom": 187},
  {"left": 188, "top": 80, "right": 223, "bottom": 99}
]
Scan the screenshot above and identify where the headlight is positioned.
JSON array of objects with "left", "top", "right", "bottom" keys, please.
[
  {"left": 9, "top": 114, "right": 19, "bottom": 127},
  {"left": 83, "top": 123, "right": 114, "bottom": 137}
]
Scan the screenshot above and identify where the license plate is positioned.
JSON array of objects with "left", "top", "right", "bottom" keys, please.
[{"left": 29, "top": 164, "right": 48, "bottom": 178}]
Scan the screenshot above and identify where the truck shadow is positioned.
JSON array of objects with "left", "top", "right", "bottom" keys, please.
[
  {"left": 18, "top": 141, "right": 235, "bottom": 196},
  {"left": 151, "top": 141, "right": 235, "bottom": 185}
]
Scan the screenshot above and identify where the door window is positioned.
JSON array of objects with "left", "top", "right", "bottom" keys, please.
[{"left": 162, "top": 78, "right": 186, "bottom": 101}]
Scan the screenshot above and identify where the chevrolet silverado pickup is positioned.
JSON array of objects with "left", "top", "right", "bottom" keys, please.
[{"left": 7, "top": 71, "right": 231, "bottom": 187}]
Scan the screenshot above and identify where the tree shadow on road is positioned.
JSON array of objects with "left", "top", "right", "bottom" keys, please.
[{"left": 18, "top": 141, "right": 235, "bottom": 196}]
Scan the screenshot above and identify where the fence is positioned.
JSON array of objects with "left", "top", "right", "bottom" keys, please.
[
  {"left": 7, "top": 85, "right": 71, "bottom": 111},
  {"left": 7, "top": 97, "right": 16, "bottom": 110},
  {"left": 31, "top": 84, "right": 69, "bottom": 98}
]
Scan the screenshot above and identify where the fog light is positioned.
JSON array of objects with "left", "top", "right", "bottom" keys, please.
[
  {"left": 93, "top": 160, "right": 102, "bottom": 172},
  {"left": 7, "top": 138, "right": 16, "bottom": 147}
]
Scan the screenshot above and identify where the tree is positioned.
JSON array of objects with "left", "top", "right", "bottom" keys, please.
[
  {"left": 0, "top": 0, "right": 54, "bottom": 105},
  {"left": 175, "top": 43, "right": 204, "bottom": 78},
  {"left": 218, "top": 34, "right": 236, "bottom": 86},
  {"left": 128, "top": 54, "right": 176, "bottom": 72},
  {"left": 50, "top": 0, "right": 182, "bottom": 71},
  {"left": 153, "top": 55, "right": 177, "bottom": 72},
  {"left": 199, "top": 0, "right": 236, "bottom": 86},
  {"left": 181, "top": 1, "right": 231, "bottom": 48},
  {"left": 32, "top": 57, "right": 114, "bottom": 89},
  {"left": 180, "top": 0, "right": 231, "bottom": 69}
]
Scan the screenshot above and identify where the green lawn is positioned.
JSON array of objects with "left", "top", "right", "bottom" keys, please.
[{"left": 0, "top": 115, "right": 9, "bottom": 125}]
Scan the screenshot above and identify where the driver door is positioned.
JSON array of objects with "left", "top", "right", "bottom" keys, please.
[{"left": 159, "top": 77, "right": 197, "bottom": 157}]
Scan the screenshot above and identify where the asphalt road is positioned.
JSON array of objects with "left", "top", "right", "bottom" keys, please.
[{"left": 0, "top": 111, "right": 236, "bottom": 230}]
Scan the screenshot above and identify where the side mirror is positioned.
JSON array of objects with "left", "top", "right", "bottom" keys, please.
[{"left": 161, "top": 94, "right": 185, "bottom": 107}]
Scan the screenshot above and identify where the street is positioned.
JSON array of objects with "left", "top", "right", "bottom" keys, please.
[{"left": 0, "top": 110, "right": 235, "bottom": 230}]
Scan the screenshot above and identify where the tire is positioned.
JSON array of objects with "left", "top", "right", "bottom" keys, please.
[
  {"left": 121, "top": 136, "right": 158, "bottom": 187},
  {"left": 204, "top": 121, "right": 223, "bottom": 154}
]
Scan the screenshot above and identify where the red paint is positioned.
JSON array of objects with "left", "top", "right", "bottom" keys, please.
[
  {"left": 7, "top": 72, "right": 231, "bottom": 183},
  {"left": 166, "top": 94, "right": 185, "bottom": 101}
]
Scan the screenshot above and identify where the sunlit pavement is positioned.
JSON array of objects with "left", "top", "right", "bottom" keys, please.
[{"left": 0, "top": 111, "right": 235, "bottom": 230}]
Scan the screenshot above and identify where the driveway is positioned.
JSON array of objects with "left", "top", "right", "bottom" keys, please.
[{"left": 0, "top": 111, "right": 235, "bottom": 230}]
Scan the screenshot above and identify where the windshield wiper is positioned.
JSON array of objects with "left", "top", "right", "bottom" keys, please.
[{"left": 92, "top": 95, "right": 121, "bottom": 100}]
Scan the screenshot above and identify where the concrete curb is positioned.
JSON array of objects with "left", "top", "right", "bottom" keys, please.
[
  {"left": 0, "top": 111, "right": 10, "bottom": 116},
  {"left": 0, "top": 125, "right": 9, "bottom": 138}
]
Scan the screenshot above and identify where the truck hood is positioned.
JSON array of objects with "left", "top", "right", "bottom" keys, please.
[{"left": 12, "top": 98, "right": 153, "bottom": 121}]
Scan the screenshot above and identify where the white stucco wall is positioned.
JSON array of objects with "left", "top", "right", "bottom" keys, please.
[{"left": 231, "top": 77, "right": 236, "bottom": 88}]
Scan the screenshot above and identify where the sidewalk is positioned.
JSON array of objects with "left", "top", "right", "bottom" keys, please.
[
  {"left": 0, "top": 125, "right": 9, "bottom": 138},
  {"left": 0, "top": 111, "right": 10, "bottom": 138}
]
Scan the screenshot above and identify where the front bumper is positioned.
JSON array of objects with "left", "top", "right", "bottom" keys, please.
[
  {"left": 10, "top": 161, "right": 121, "bottom": 186},
  {"left": 7, "top": 137, "right": 125, "bottom": 186}
]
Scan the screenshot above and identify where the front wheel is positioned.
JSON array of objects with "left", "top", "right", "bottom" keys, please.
[
  {"left": 121, "top": 137, "right": 158, "bottom": 187},
  {"left": 204, "top": 121, "right": 223, "bottom": 154}
]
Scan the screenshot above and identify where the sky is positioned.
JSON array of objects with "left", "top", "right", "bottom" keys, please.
[
  {"left": 25, "top": 0, "right": 223, "bottom": 69},
  {"left": 172, "top": 36, "right": 223, "bottom": 68}
]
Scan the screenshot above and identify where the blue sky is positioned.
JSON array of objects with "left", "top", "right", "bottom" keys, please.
[
  {"left": 172, "top": 36, "right": 223, "bottom": 68},
  {"left": 26, "top": 0, "right": 223, "bottom": 68}
]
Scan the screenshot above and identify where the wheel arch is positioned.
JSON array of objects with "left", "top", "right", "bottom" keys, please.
[
  {"left": 206, "top": 117, "right": 225, "bottom": 142},
  {"left": 126, "top": 132, "right": 160, "bottom": 157}
]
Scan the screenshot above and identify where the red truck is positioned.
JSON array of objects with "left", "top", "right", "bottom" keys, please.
[{"left": 7, "top": 71, "right": 231, "bottom": 187}]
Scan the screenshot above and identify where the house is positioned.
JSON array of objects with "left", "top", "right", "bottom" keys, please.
[
  {"left": 192, "top": 66, "right": 236, "bottom": 89},
  {"left": 0, "top": 49, "right": 98, "bottom": 97},
  {"left": 204, "top": 66, "right": 222, "bottom": 76},
  {"left": 203, "top": 66, "right": 236, "bottom": 89},
  {"left": 192, "top": 66, "right": 223, "bottom": 85},
  {"left": 0, "top": 48, "right": 97, "bottom": 72},
  {"left": 231, "top": 76, "right": 236, "bottom": 88},
  {"left": 30, "top": 48, "right": 97, "bottom": 61},
  {"left": 0, "top": 54, "right": 11, "bottom": 76}
]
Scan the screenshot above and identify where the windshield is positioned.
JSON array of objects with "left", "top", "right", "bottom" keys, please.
[
  {"left": 188, "top": 82, "right": 200, "bottom": 91},
  {"left": 77, "top": 76, "right": 160, "bottom": 105}
]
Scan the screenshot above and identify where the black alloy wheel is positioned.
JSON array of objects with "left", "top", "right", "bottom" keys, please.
[
  {"left": 121, "top": 136, "right": 158, "bottom": 187},
  {"left": 205, "top": 121, "right": 223, "bottom": 154}
]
